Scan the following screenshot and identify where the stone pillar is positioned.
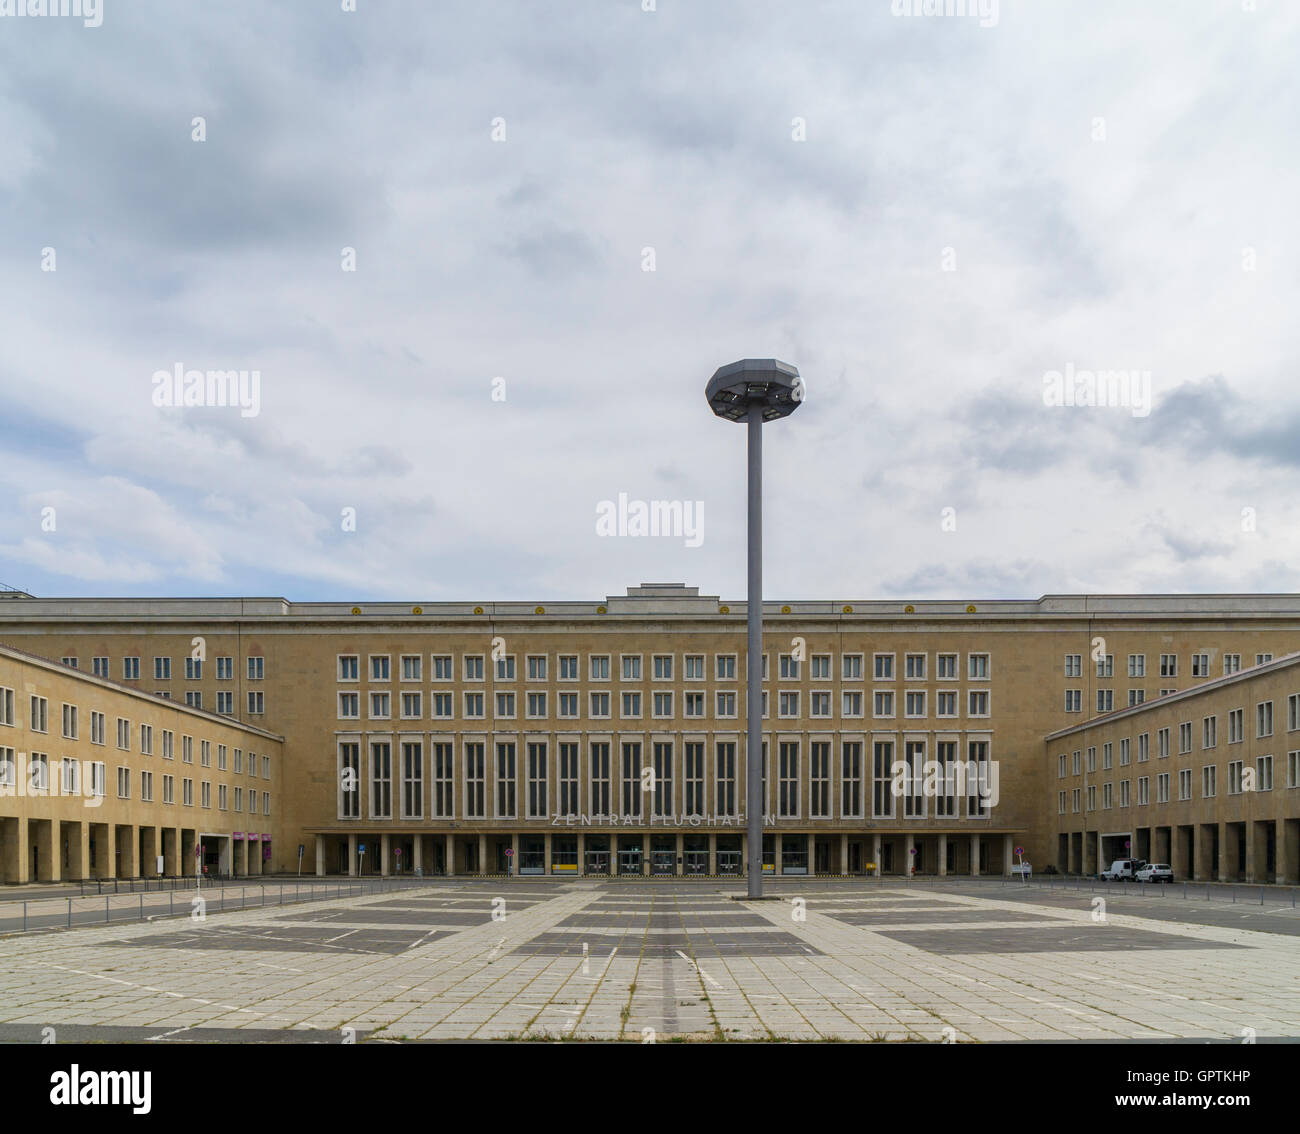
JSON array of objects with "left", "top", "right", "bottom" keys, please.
[
  {"left": 412, "top": 833, "right": 422, "bottom": 874},
  {"left": 544, "top": 833, "right": 553, "bottom": 876},
  {"left": 708, "top": 833, "right": 717, "bottom": 875},
  {"left": 578, "top": 832, "right": 586, "bottom": 876},
  {"left": 40, "top": 820, "right": 60, "bottom": 883},
  {"left": 510, "top": 832, "right": 519, "bottom": 876},
  {"left": 314, "top": 834, "right": 325, "bottom": 876},
  {"left": 118, "top": 824, "right": 137, "bottom": 879},
  {"left": 1217, "top": 822, "right": 1230, "bottom": 883},
  {"left": 740, "top": 833, "right": 748, "bottom": 876},
  {"left": 1244, "top": 821, "right": 1257, "bottom": 882},
  {"left": 1277, "top": 819, "right": 1297, "bottom": 885},
  {"left": 839, "top": 833, "right": 848, "bottom": 876},
  {"left": 676, "top": 832, "right": 684, "bottom": 877},
  {"left": 1, "top": 817, "right": 27, "bottom": 883},
  {"left": 938, "top": 833, "right": 948, "bottom": 877},
  {"left": 478, "top": 833, "right": 488, "bottom": 875},
  {"left": 161, "top": 827, "right": 177, "bottom": 877},
  {"left": 1003, "top": 834, "right": 1013, "bottom": 877},
  {"left": 380, "top": 832, "right": 391, "bottom": 877},
  {"left": 807, "top": 834, "right": 815, "bottom": 878},
  {"left": 95, "top": 823, "right": 115, "bottom": 879},
  {"left": 71, "top": 822, "right": 91, "bottom": 880},
  {"left": 347, "top": 833, "right": 357, "bottom": 877},
  {"left": 904, "top": 833, "right": 914, "bottom": 877},
  {"left": 872, "top": 833, "right": 882, "bottom": 876},
  {"left": 970, "top": 834, "right": 980, "bottom": 877},
  {"left": 446, "top": 833, "right": 456, "bottom": 876}
]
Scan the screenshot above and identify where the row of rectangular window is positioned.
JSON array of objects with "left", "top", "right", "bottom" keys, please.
[
  {"left": 0, "top": 749, "right": 273, "bottom": 811},
  {"left": 339, "top": 652, "right": 993, "bottom": 683},
  {"left": 60, "top": 656, "right": 266, "bottom": 681},
  {"left": 1057, "top": 699, "right": 1295, "bottom": 777},
  {"left": 1056, "top": 754, "right": 1297, "bottom": 813},
  {"left": 338, "top": 688, "right": 993, "bottom": 721},
  {"left": 337, "top": 737, "right": 994, "bottom": 821},
  {"left": 0, "top": 689, "right": 271, "bottom": 775},
  {"left": 1063, "top": 652, "right": 1273, "bottom": 678}
]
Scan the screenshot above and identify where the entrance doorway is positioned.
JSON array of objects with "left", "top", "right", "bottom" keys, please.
[
  {"left": 650, "top": 836, "right": 675, "bottom": 875},
  {"left": 717, "top": 836, "right": 741, "bottom": 875},
  {"left": 585, "top": 835, "right": 610, "bottom": 875},
  {"left": 617, "top": 836, "right": 642, "bottom": 875}
]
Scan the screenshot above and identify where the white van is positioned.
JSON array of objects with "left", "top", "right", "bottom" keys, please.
[{"left": 1101, "top": 858, "right": 1144, "bottom": 880}]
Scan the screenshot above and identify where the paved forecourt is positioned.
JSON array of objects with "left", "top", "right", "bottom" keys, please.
[{"left": 1, "top": 878, "right": 1297, "bottom": 1042}]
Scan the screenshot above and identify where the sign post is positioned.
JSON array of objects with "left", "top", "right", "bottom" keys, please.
[
  {"left": 505, "top": 846, "right": 514, "bottom": 878},
  {"left": 358, "top": 843, "right": 366, "bottom": 878},
  {"left": 1015, "top": 845, "right": 1027, "bottom": 884},
  {"left": 395, "top": 846, "right": 402, "bottom": 877},
  {"left": 297, "top": 844, "right": 304, "bottom": 877},
  {"left": 195, "top": 842, "right": 203, "bottom": 887}
]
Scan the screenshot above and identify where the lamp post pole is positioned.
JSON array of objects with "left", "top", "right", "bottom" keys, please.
[
  {"left": 746, "top": 404, "right": 764, "bottom": 897},
  {"left": 705, "top": 359, "right": 804, "bottom": 901}
]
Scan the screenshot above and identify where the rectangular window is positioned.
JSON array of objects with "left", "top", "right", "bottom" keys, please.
[
  {"left": 684, "top": 691, "right": 705, "bottom": 718},
  {"left": 872, "top": 741, "right": 894, "bottom": 818},
  {"left": 216, "top": 656, "right": 233, "bottom": 681},
  {"left": 123, "top": 657, "right": 141, "bottom": 681},
  {"left": 1203, "top": 716, "right": 1217, "bottom": 748},
  {"left": 527, "top": 691, "right": 547, "bottom": 718},
  {"left": 216, "top": 691, "right": 234, "bottom": 715},
  {"left": 432, "top": 655, "right": 454, "bottom": 681},
  {"left": 154, "top": 657, "right": 171, "bottom": 680},
  {"left": 247, "top": 691, "right": 264, "bottom": 715},
  {"left": 401, "top": 654, "right": 422, "bottom": 682},
  {"left": 969, "top": 653, "right": 990, "bottom": 679},
  {"left": 527, "top": 655, "right": 547, "bottom": 681},
  {"left": 1178, "top": 722, "right": 1192, "bottom": 754},
  {"left": 589, "top": 742, "right": 611, "bottom": 817},
  {"left": 1202, "top": 765, "right": 1217, "bottom": 798},
  {"left": 621, "top": 655, "right": 641, "bottom": 681},
  {"left": 684, "top": 742, "right": 704, "bottom": 816},
  {"left": 217, "top": 744, "right": 227, "bottom": 771},
  {"left": 464, "top": 742, "right": 485, "bottom": 818},
  {"left": 590, "top": 656, "right": 610, "bottom": 681},
  {"left": 370, "top": 742, "right": 392, "bottom": 818},
  {"left": 1128, "top": 689, "right": 1146, "bottom": 707},
  {"left": 1257, "top": 753, "right": 1274, "bottom": 791},
  {"left": 247, "top": 656, "right": 264, "bottom": 681},
  {"left": 1179, "top": 768, "right": 1192, "bottom": 800},
  {"left": 652, "top": 654, "right": 673, "bottom": 681},
  {"left": 774, "top": 740, "right": 798, "bottom": 817},
  {"left": 968, "top": 690, "right": 989, "bottom": 717},
  {"left": 464, "top": 692, "right": 485, "bottom": 718},
  {"left": 778, "top": 691, "right": 800, "bottom": 718},
  {"left": 428, "top": 742, "right": 453, "bottom": 817},
  {"left": 842, "top": 690, "right": 863, "bottom": 717},
  {"left": 1096, "top": 653, "right": 1114, "bottom": 678},
  {"left": 182, "top": 778, "right": 193, "bottom": 807},
  {"left": 716, "top": 691, "right": 737, "bottom": 718},
  {"left": 715, "top": 741, "right": 736, "bottom": 816},
  {"left": 29, "top": 695, "right": 47, "bottom": 733},
  {"left": 61, "top": 703, "right": 78, "bottom": 739},
  {"left": 495, "top": 692, "right": 516, "bottom": 718},
  {"left": 140, "top": 724, "right": 153, "bottom": 755},
  {"left": 1064, "top": 654, "right": 1082, "bottom": 677},
  {"left": 1087, "top": 745, "right": 1097, "bottom": 773},
  {"left": 1102, "top": 742, "right": 1113, "bottom": 770},
  {"left": 807, "top": 740, "right": 830, "bottom": 818},
  {"left": 1224, "top": 654, "right": 1241, "bottom": 675},
  {"left": 184, "top": 657, "right": 202, "bottom": 681},
  {"left": 652, "top": 742, "right": 673, "bottom": 818},
  {"left": 1229, "top": 708, "right": 1244, "bottom": 743},
  {"left": 558, "top": 743, "right": 579, "bottom": 816},
  {"left": 495, "top": 742, "right": 517, "bottom": 817},
  {"left": 464, "top": 655, "right": 484, "bottom": 681},
  {"left": 1160, "top": 654, "right": 1177, "bottom": 678},
  {"left": 558, "top": 692, "right": 579, "bottom": 719},
  {"left": 716, "top": 654, "right": 737, "bottom": 680},
  {"left": 140, "top": 770, "right": 153, "bottom": 802},
  {"left": 401, "top": 740, "right": 423, "bottom": 818},
  {"left": 873, "top": 654, "right": 894, "bottom": 680},
  {"left": 369, "top": 692, "right": 390, "bottom": 719},
  {"left": 340, "top": 742, "right": 359, "bottom": 817},
  {"left": 1228, "top": 759, "right": 1244, "bottom": 795},
  {"left": 200, "top": 780, "right": 211, "bottom": 809},
  {"left": 874, "top": 691, "right": 895, "bottom": 717},
  {"left": 1257, "top": 701, "right": 1274, "bottom": 738},
  {"left": 370, "top": 655, "right": 391, "bottom": 681},
  {"left": 1065, "top": 690, "right": 1081, "bottom": 713},
  {"left": 1191, "top": 653, "right": 1209, "bottom": 677},
  {"left": 558, "top": 655, "right": 578, "bottom": 681},
  {"left": 401, "top": 691, "right": 422, "bottom": 719},
  {"left": 1128, "top": 654, "right": 1146, "bottom": 677},
  {"left": 843, "top": 654, "right": 864, "bottom": 680},
  {"left": 621, "top": 691, "right": 641, "bottom": 718},
  {"left": 810, "top": 655, "right": 830, "bottom": 679},
  {"left": 1096, "top": 689, "right": 1113, "bottom": 713},
  {"left": 338, "top": 655, "right": 359, "bottom": 681},
  {"left": 89, "top": 711, "right": 105, "bottom": 745},
  {"left": 162, "top": 773, "right": 174, "bottom": 804},
  {"left": 589, "top": 691, "right": 610, "bottom": 718},
  {"left": 527, "top": 742, "right": 548, "bottom": 818},
  {"left": 621, "top": 742, "right": 642, "bottom": 817},
  {"left": 1156, "top": 772, "right": 1170, "bottom": 803},
  {"left": 184, "top": 691, "right": 202, "bottom": 710},
  {"left": 1137, "top": 734, "right": 1149, "bottom": 763},
  {"left": 653, "top": 691, "right": 673, "bottom": 718},
  {"left": 496, "top": 654, "right": 517, "bottom": 682},
  {"left": 841, "top": 741, "right": 863, "bottom": 818}
]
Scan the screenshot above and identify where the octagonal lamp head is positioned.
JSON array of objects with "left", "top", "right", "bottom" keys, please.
[{"left": 705, "top": 358, "right": 804, "bottom": 423}]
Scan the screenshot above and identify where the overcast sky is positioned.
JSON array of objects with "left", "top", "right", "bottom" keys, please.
[{"left": 1, "top": 0, "right": 1298, "bottom": 603}]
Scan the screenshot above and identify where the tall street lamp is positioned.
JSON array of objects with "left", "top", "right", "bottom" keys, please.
[{"left": 705, "top": 359, "right": 804, "bottom": 898}]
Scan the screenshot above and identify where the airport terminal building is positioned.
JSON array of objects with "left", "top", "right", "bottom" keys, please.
[{"left": 1, "top": 582, "right": 1299, "bottom": 883}]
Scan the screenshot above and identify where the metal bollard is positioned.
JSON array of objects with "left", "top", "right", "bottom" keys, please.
[
  {"left": 170, "top": 890, "right": 173, "bottom": 917},
  {"left": 67, "top": 898, "right": 71, "bottom": 928},
  {"left": 140, "top": 893, "right": 144, "bottom": 921},
  {"left": 105, "top": 896, "right": 110, "bottom": 923},
  {"left": 23, "top": 902, "right": 27, "bottom": 932}
]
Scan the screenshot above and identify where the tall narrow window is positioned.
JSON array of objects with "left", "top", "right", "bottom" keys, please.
[
  {"left": 903, "top": 740, "right": 926, "bottom": 818},
  {"left": 495, "top": 742, "right": 517, "bottom": 818},
  {"left": 527, "top": 742, "right": 548, "bottom": 818},
  {"left": 841, "top": 741, "right": 862, "bottom": 818},
  {"left": 558, "top": 743, "right": 579, "bottom": 816},
  {"left": 340, "top": 742, "right": 360, "bottom": 818},
  {"left": 432, "top": 742, "right": 454, "bottom": 818},
  {"left": 621, "top": 742, "right": 642, "bottom": 817},
  {"left": 370, "top": 741, "right": 392, "bottom": 819},
  {"left": 872, "top": 741, "right": 894, "bottom": 817},
  {"left": 589, "top": 742, "right": 611, "bottom": 817},
  {"left": 464, "top": 742, "right": 485, "bottom": 818},
  {"left": 401, "top": 740, "right": 423, "bottom": 818},
  {"left": 652, "top": 742, "right": 673, "bottom": 817},
  {"left": 684, "top": 742, "right": 705, "bottom": 817},
  {"left": 715, "top": 741, "right": 736, "bottom": 817},
  {"left": 810, "top": 741, "right": 830, "bottom": 818}
]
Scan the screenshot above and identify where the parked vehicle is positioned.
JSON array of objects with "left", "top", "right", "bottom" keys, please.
[
  {"left": 1135, "top": 863, "right": 1174, "bottom": 883},
  {"left": 1100, "top": 858, "right": 1146, "bottom": 880}
]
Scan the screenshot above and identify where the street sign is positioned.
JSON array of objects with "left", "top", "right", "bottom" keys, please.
[
  {"left": 358, "top": 843, "right": 366, "bottom": 853},
  {"left": 395, "top": 848, "right": 401, "bottom": 857},
  {"left": 1015, "top": 846, "right": 1024, "bottom": 856},
  {"left": 505, "top": 848, "right": 514, "bottom": 856},
  {"left": 298, "top": 845, "right": 304, "bottom": 857}
]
